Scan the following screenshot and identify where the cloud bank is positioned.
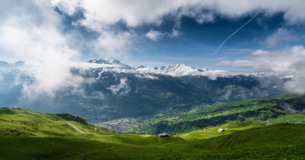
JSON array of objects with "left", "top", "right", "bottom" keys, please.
[
  {"left": 1, "top": 0, "right": 305, "bottom": 101},
  {"left": 52, "top": 0, "right": 305, "bottom": 57},
  {"left": 218, "top": 46, "right": 305, "bottom": 73},
  {"left": 107, "top": 78, "right": 130, "bottom": 95},
  {"left": 53, "top": 0, "right": 305, "bottom": 27},
  {"left": 265, "top": 28, "right": 298, "bottom": 47},
  {"left": 145, "top": 29, "right": 164, "bottom": 41},
  {"left": 218, "top": 45, "right": 305, "bottom": 93},
  {"left": 0, "top": 0, "right": 84, "bottom": 100}
]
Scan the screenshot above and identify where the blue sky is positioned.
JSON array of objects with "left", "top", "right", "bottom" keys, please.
[
  {"left": 50, "top": 1, "right": 305, "bottom": 70},
  {"left": 1, "top": 0, "right": 305, "bottom": 98},
  {"left": 1, "top": 0, "right": 305, "bottom": 71},
  {"left": 126, "top": 13, "right": 299, "bottom": 69}
]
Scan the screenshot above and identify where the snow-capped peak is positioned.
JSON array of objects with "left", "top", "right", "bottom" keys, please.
[
  {"left": 81, "top": 58, "right": 266, "bottom": 79},
  {"left": 161, "top": 64, "right": 196, "bottom": 71},
  {"left": 88, "top": 58, "right": 132, "bottom": 69},
  {"left": 157, "top": 64, "right": 206, "bottom": 76},
  {"left": 133, "top": 64, "right": 207, "bottom": 77},
  {"left": 89, "top": 58, "right": 122, "bottom": 65}
]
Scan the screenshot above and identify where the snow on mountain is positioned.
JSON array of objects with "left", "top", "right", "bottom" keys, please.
[
  {"left": 74, "top": 58, "right": 281, "bottom": 79},
  {"left": 0, "top": 59, "right": 293, "bottom": 80},
  {"left": 89, "top": 58, "right": 132, "bottom": 69},
  {"left": 159, "top": 64, "right": 206, "bottom": 76},
  {"left": 89, "top": 58, "right": 123, "bottom": 65},
  {"left": 77, "top": 59, "right": 209, "bottom": 77},
  {"left": 74, "top": 58, "right": 132, "bottom": 71},
  {"left": 135, "top": 64, "right": 207, "bottom": 77},
  {"left": 133, "top": 64, "right": 266, "bottom": 79}
]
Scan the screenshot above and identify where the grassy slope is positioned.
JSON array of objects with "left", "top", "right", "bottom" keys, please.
[
  {"left": 1, "top": 107, "right": 305, "bottom": 159},
  {"left": 1, "top": 123, "right": 305, "bottom": 159},
  {"left": 140, "top": 94, "right": 305, "bottom": 134},
  {"left": 0, "top": 107, "right": 109, "bottom": 137}
]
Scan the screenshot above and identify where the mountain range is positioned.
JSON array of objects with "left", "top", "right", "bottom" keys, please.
[{"left": 0, "top": 59, "right": 292, "bottom": 124}]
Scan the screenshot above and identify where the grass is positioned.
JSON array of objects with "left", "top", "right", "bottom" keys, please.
[
  {"left": 139, "top": 94, "right": 305, "bottom": 134},
  {"left": 2, "top": 107, "right": 305, "bottom": 159},
  {"left": 0, "top": 107, "right": 109, "bottom": 137},
  {"left": 177, "top": 122, "right": 265, "bottom": 140},
  {"left": 2, "top": 123, "right": 305, "bottom": 159},
  {"left": 268, "top": 114, "right": 305, "bottom": 124}
]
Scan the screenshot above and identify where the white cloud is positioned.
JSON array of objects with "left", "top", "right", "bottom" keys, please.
[
  {"left": 1, "top": 0, "right": 305, "bottom": 99},
  {"left": 265, "top": 28, "right": 298, "bottom": 47},
  {"left": 169, "top": 29, "right": 179, "bottom": 38},
  {"left": 218, "top": 46, "right": 305, "bottom": 73},
  {"left": 51, "top": 0, "right": 81, "bottom": 16},
  {"left": 95, "top": 31, "right": 133, "bottom": 58},
  {"left": 218, "top": 45, "right": 305, "bottom": 93},
  {"left": 54, "top": 0, "right": 305, "bottom": 27},
  {"left": 145, "top": 29, "right": 164, "bottom": 41},
  {"left": 146, "top": 28, "right": 179, "bottom": 41},
  {"left": 0, "top": 0, "right": 84, "bottom": 100},
  {"left": 107, "top": 78, "right": 130, "bottom": 95},
  {"left": 252, "top": 49, "right": 270, "bottom": 56},
  {"left": 50, "top": 0, "right": 305, "bottom": 57}
]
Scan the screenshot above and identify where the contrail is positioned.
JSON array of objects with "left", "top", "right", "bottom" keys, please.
[{"left": 215, "top": 13, "right": 259, "bottom": 53}]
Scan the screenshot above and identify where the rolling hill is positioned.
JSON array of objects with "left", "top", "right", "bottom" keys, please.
[
  {"left": 1, "top": 105, "right": 305, "bottom": 159},
  {"left": 0, "top": 107, "right": 110, "bottom": 137},
  {"left": 137, "top": 94, "right": 305, "bottom": 134}
]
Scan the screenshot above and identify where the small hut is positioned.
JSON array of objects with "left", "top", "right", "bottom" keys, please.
[
  {"left": 159, "top": 133, "right": 170, "bottom": 138},
  {"left": 218, "top": 128, "right": 225, "bottom": 133}
]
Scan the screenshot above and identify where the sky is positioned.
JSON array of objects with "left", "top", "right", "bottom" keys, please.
[
  {"left": 1, "top": 0, "right": 305, "bottom": 98},
  {"left": 1, "top": 0, "right": 305, "bottom": 69}
]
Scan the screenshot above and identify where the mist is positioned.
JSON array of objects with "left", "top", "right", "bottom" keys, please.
[{"left": 0, "top": 0, "right": 85, "bottom": 102}]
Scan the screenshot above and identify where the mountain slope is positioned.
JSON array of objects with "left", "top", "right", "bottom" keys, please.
[
  {"left": 2, "top": 107, "right": 305, "bottom": 159},
  {"left": 0, "top": 108, "right": 109, "bottom": 137},
  {"left": 138, "top": 94, "right": 305, "bottom": 134},
  {"left": 0, "top": 59, "right": 291, "bottom": 124},
  {"left": 51, "top": 72, "right": 211, "bottom": 122},
  {"left": 1, "top": 119, "right": 305, "bottom": 159}
]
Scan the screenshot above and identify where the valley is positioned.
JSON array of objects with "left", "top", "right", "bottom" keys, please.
[
  {"left": 1, "top": 1, "right": 305, "bottom": 159},
  {"left": 1, "top": 95, "right": 305, "bottom": 159},
  {"left": 0, "top": 59, "right": 290, "bottom": 124}
]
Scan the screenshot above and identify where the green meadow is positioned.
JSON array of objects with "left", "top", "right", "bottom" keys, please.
[{"left": 1, "top": 106, "right": 305, "bottom": 159}]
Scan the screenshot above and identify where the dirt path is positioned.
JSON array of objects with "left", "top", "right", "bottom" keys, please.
[
  {"left": 180, "top": 133, "right": 190, "bottom": 137},
  {"left": 180, "top": 130, "right": 212, "bottom": 137},
  {"left": 65, "top": 123, "right": 151, "bottom": 137},
  {"left": 139, "top": 134, "right": 151, "bottom": 137},
  {"left": 66, "top": 122, "right": 85, "bottom": 134}
]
